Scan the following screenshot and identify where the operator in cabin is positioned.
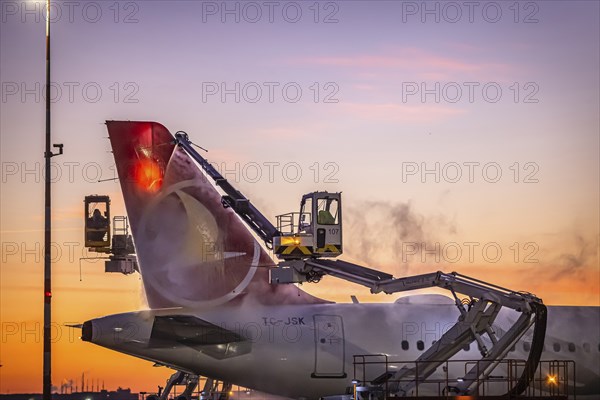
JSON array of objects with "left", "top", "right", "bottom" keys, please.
[{"left": 87, "top": 209, "right": 109, "bottom": 241}]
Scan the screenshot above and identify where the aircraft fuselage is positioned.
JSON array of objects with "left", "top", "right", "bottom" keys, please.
[{"left": 83, "top": 300, "right": 600, "bottom": 399}]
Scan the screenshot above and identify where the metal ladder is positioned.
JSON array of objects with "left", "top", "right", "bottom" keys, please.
[{"left": 158, "top": 371, "right": 232, "bottom": 400}]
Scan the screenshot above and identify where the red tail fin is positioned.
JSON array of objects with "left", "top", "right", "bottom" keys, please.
[{"left": 106, "top": 121, "right": 325, "bottom": 308}]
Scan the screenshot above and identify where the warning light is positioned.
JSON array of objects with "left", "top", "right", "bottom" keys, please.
[
  {"left": 134, "top": 159, "right": 163, "bottom": 192},
  {"left": 281, "top": 236, "right": 302, "bottom": 246},
  {"left": 547, "top": 374, "right": 557, "bottom": 385},
  {"left": 45, "top": 291, "right": 52, "bottom": 297}
]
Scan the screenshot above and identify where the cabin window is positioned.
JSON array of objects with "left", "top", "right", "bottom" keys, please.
[
  {"left": 523, "top": 342, "right": 531, "bottom": 352},
  {"left": 417, "top": 340, "right": 425, "bottom": 351},
  {"left": 463, "top": 344, "right": 470, "bottom": 351},
  {"left": 316, "top": 198, "right": 339, "bottom": 225},
  {"left": 401, "top": 340, "right": 409, "bottom": 350},
  {"left": 583, "top": 343, "right": 590, "bottom": 353},
  {"left": 553, "top": 343, "right": 561, "bottom": 352},
  {"left": 568, "top": 343, "right": 576, "bottom": 352}
]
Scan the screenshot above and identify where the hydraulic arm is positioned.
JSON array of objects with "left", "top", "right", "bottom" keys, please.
[
  {"left": 278, "top": 259, "right": 547, "bottom": 397},
  {"left": 174, "top": 132, "right": 280, "bottom": 248}
]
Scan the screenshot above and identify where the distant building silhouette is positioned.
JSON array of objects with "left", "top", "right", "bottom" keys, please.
[{"left": 0, "top": 388, "right": 138, "bottom": 400}]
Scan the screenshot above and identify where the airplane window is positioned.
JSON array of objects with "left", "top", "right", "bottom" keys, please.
[
  {"left": 583, "top": 343, "right": 590, "bottom": 353},
  {"left": 509, "top": 345, "right": 515, "bottom": 352},
  {"left": 463, "top": 344, "right": 470, "bottom": 351},
  {"left": 417, "top": 340, "right": 425, "bottom": 351},
  {"left": 401, "top": 340, "right": 409, "bottom": 350},
  {"left": 568, "top": 343, "right": 576, "bottom": 352},
  {"left": 553, "top": 343, "right": 561, "bottom": 352},
  {"left": 523, "top": 342, "right": 531, "bottom": 352}
]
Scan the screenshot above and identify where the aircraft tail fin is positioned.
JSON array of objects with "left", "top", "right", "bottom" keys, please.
[{"left": 106, "top": 121, "right": 325, "bottom": 308}]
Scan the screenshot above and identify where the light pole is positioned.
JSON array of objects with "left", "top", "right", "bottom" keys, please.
[{"left": 43, "top": 0, "right": 63, "bottom": 399}]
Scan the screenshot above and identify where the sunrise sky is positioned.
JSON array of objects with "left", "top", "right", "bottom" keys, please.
[{"left": 1, "top": 0, "right": 599, "bottom": 394}]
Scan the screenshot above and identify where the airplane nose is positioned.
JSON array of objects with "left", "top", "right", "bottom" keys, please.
[{"left": 81, "top": 320, "right": 93, "bottom": 342}]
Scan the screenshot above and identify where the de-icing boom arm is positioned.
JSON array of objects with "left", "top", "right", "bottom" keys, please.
[{"left": 173, "top": 132, "right": 281, "bottom": 248}]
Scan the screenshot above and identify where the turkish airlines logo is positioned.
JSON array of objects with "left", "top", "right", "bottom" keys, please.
[{"left": 137, "top": 179, "right": 259, "bottom": 307}]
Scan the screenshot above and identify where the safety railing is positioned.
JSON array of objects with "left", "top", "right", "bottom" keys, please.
[
  {"left": 275, "top": 212, "right": 311, "bottom": 234},
  {"left": 352, "top": 355, "right": 576, "bottom": 399}
]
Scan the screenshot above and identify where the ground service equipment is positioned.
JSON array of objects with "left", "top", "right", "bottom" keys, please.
[
  {"left": 83, "top": 195, "right": 138, "bottom": 274},
  {"left": 171, "top": 131, "right": 548, "bottom": 398}
]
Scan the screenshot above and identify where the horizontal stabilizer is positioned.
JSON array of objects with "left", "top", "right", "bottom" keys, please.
[
  {"left": 151, "top": 315, "right": 243, "bottom": 346},
  {"left": 149, "top": 315, "right": 251, "bottom": 360}
]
